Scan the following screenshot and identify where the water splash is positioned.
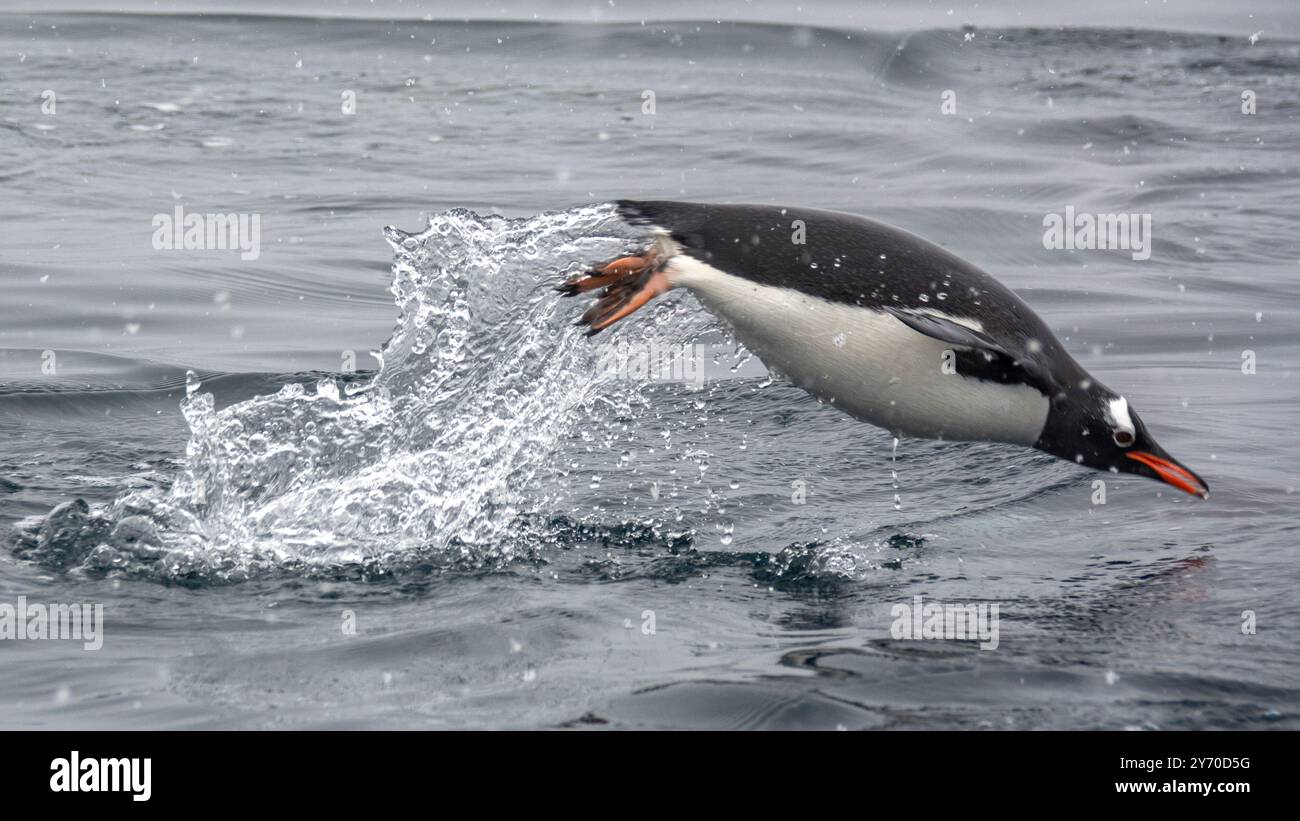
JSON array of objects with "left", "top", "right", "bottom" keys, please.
[{"left": 23, "top": 205, "right": 685, "bottom": 580}]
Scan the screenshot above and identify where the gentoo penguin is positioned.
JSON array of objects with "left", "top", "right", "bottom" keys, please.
[{"left": 558, "top": 200, "right": 1209, "bottom": 498}]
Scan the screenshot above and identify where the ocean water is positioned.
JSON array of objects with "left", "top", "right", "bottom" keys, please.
[{"left": 1, "top": 10, "right": 1298, "bottom": 729}]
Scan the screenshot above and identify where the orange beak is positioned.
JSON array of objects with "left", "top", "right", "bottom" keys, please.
[{"left": 1126, "top": 451, "right": 1210, "bottom": 499}]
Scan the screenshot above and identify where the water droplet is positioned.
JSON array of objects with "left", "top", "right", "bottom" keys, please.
[
  {"left": 247, "top": 434, "right": 268, "bottom": 456},
  {"left": 316, "top": 379, "right": 340, "bottom": 401}
]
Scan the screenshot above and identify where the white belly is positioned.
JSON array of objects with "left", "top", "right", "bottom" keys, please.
[{"left": 666, "top": 256, "right": 1050, "bottom": 445}]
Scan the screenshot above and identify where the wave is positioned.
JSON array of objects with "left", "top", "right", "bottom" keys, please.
[{"left": 13, "top": 8, "right": 1300, "bottom": 42}]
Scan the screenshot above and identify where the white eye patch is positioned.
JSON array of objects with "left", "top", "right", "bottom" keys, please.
[{"left": 1105, "top": 396, "right": 1136, "bottom": 436}]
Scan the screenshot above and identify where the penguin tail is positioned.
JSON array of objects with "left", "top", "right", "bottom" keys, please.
[{"left": 557, "top": 244, "right": 673, "bottom": 337}]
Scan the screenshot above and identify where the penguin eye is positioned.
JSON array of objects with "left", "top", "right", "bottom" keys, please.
[{"left": 1112, "top": 429, "right": 1135, "bottom": 447}]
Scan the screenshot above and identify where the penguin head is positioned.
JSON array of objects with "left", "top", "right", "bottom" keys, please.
[{"left": 1036, "top": 387, "right": 1209, "bottom": 498}]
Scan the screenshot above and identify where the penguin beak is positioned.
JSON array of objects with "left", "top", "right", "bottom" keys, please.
[{"left": 1126, "top": 451, "right": 1210, "bottom": 499}]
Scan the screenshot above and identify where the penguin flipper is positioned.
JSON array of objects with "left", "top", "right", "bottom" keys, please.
[
  {"left": 885, "top": 307, "right": 1006, "bottom": 352},
  {"left": 884, "top": 307, "right": 1049, "bottom": 388}
]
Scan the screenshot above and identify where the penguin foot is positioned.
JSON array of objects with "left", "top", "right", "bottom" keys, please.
[
  {"left": 558, "top": 248, "right": 674, "bottom": 336},
  {"left": 555, "top": 254, "right": 655, "bottom": 296}
]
